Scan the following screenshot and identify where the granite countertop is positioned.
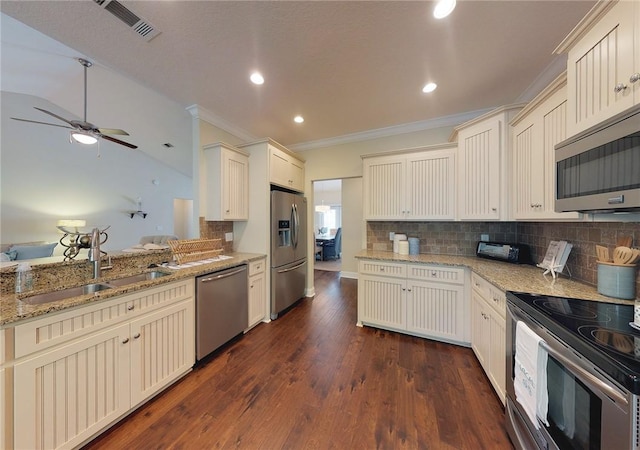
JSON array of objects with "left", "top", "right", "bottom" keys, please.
[
  {"left": 0, "top": 252, "right": 266, "bottom": 327},
  {"left": 355, "top": 250, "right": 635, "bottom": 305}
]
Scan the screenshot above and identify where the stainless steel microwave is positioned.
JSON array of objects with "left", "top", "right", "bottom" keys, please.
[{"left": 555, "top": 104, "right": 640, "bottom": 213}]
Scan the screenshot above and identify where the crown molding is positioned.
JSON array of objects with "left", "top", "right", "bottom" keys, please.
[
  {"left": 185, "top": 104, "right": 256, "bottom": 142},
  {"left": 515, "top": 55, "right": 568, "bottom": 105},
  {"left": 289, "top": 109, "right": 492, "bottom": 152}
]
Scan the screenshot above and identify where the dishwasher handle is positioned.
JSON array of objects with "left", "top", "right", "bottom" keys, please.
[{"left": 199, "top": 266, "right": 246, "bottom": 283}]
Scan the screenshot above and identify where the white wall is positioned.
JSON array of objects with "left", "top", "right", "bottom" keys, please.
[
  {"left": 340, "top": 177, "right": 362, "bottom": 278},
  {"left": 1, "top": 92, "right": 192, "bottom": 253}
]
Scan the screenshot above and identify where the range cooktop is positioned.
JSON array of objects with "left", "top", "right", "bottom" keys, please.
[{"left": 507, "top": 291, "right": 640, "bottom": 395}]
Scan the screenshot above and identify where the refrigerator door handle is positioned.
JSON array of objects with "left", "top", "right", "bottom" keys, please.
[
  {"left": 276, "top": 259, "right": 307, "bottom": 273},
  {"left": 291, "top": 203, "right": 298, "bottom": 248}
]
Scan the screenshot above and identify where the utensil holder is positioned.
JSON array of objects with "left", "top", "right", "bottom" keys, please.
[{"left": 597, "top": 263, "right": 636, "bottom": 300}]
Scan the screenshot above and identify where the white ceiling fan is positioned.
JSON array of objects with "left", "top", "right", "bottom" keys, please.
[{"left": 11, "top": 58, "right": 138, "bottom": 149}]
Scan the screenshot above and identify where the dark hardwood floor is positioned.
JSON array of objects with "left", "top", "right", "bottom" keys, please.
[{"left": 83, "top": 270, "right": 513, "bottom": 449}]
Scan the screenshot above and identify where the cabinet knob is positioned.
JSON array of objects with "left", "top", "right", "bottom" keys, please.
[
  {"left": 122, "top": 338, "right": 130, "bottom": 344},
  {"left": 431, "top": 271, "right": 437, "bottom": 277},
  {"left": 380, "top": 268, "right": 385, "bottom": 272},
  {"left": 133, "top": 333, "right": 141, "bottom": 339},
  {"left": 127, "top": 305, "right": 135, "bottom": 311},
  {"left": 491, "top": 207, "right": 497, "bottom": 212},
  {"left": 614, "top": 83, "right": 628, "bottom": 93},
  {"left": 630, "top": 73, "right": 640, "bottom": 84},
  {"left": 250, "top": 284, "right": 254, "bottom": 289}
]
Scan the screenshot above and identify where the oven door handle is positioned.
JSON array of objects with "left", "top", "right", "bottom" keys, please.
[
  {"left": 508, "top": 305, "right": 628, "bottom": 407},
  {"left": 538, "top": 340, "right": 628, "bottom": 407}
]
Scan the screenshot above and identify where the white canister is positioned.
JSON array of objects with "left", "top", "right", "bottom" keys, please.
[
  {"left": 398, "top": 240, "right": 409, "bottom": 255},
  {"left": 393, "top": 234, "right": 407, "bottom": 253}
]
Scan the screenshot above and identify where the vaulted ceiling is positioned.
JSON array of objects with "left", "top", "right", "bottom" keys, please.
[{"left": 1, "top": 1, "right": 596, "bottom": 148}]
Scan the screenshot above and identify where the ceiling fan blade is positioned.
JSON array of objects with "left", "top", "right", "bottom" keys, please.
[
  {"left": 10, "top": 117, "right": 73, "bottom": 130},
  {"left": 33, "top": 107, "right": 76, "bottom": 127},
  {"left": 97, "top": 127, "right": 130, "bottom": 136},
  {"left": 100, "top": 134, "right": 138, "bottom": 149}
]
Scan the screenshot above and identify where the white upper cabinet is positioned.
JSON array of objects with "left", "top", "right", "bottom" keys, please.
[
  {"left": 269, "top": 145, "right": 305, "bottom": 193},
  {"left": 555, "top": 0, "right": 640, "bottom": 137},
  {"left": 511, "top": 74, "right": 581, "bottom": 220},
  {"left": 451, "top": 105, "right": 524, "bottom": 221},
  {"left": 362, "top": 145, "right": 456, "bottom": 221},
  {"left": 203, "top": 142, "right": 250, "bottom": 221}
]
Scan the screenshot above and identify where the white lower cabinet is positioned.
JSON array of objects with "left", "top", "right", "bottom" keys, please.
[
  {"left": 247, "top": 257, "right": 267, "bottom": 329},
  {"left": 357, "top": 260, "right": 469, "bottom": 345},
  {"left": 14, "top": 324, "right": 131, "bottom": 450},
  {"left": 10, "top": 279, "right": 195, "bottom": 450},
  {"left": 470, "top": 273, "right": 506, "bottom": 404}
]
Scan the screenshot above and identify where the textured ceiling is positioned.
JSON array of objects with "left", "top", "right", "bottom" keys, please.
[{"left": 0, "top": 1, "right": 596, "bottom": 148}]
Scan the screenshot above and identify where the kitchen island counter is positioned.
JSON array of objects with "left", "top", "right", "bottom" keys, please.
[
  {"left": 356, "top": 250, "right": 634, "bottom": 304},
  {"left": 0, "top": 252, "right": 265, "bottom": 326}
]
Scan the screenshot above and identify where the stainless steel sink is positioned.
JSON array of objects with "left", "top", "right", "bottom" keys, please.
[
  {"left": 18, "top": 271, "right": 170, "bottom": 306},
  {"left": 20, "top": 283, "right": 113, "bottom": 305},
  {"left": 105, "top": 270, "right": 170, "bottom": 287}
]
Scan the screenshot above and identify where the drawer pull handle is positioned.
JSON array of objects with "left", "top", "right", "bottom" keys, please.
[
  {"left": 133, "top": 333, "right": 141, "bottom": 339},
  {"left": 614, "top": 82, "right": 628, "bottom": 93},
  {"left": 380, "top": 268, "right": 385, "bottom": 272},
  {"left": 431, "top": 271, "right": 437, "bottom": 276},
  {"left": 127, "top": 305, "right": 135, "bottom": 311},
  {"left": 122, "top": 338, "right": 130, "bottom": 344}
]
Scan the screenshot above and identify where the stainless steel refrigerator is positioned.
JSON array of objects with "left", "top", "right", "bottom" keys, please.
[{"left": 270, "top": 189, "right": 307, "bottom": 319}]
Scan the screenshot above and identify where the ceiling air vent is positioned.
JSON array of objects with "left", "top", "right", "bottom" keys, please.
[{"left": 93, "top": 0, "right": 161, "bottom": 42}]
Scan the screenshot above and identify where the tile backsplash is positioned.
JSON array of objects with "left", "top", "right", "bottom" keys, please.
[
  {"left": 199, "top": 218, "right": 234, "bottom": 253},
  {"left": 366, "top": 221, "right": 640, "bottom": 294}
]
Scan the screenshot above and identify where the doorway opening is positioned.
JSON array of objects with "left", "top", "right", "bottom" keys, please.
[{"left": 314, "top": 179, "right": 342, "bottom": 272}]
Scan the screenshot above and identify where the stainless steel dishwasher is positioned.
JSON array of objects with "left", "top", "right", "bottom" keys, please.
[{"left": 195, "top": 265, "right": 248, "bottom": 361}]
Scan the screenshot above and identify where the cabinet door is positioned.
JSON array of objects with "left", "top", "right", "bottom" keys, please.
[
  {"left": 14, "top": 324, "right": 130, "bottom": 450},
  {"left": 406, "top": 280, "right": 465, "bottom": 343},
  {"left": 358, "top": 274, "right": 406, "bottom": 330},
  {"left": 362, "top": 155, "right": 406, "bottom": 220},
  {"left": 222, "top": 149, "right": 249, "bottom": 220},
  {"left": 289, "top": 157, "right": 305, "bottom": 193},
  {"left": 457, "top": 118, "right": 502, "bottom": 220},
  {"left": 566, "top": 0, "right": 637, "bottom": 136},
  {"left": 470, "top": 291, "right": 489, "bottom": 369},
  {"left": 488, "top": 309, "right": 506, "bottom": 404},
  {"left": 407, "top": 150, "right": 456, "bottom": 220},
  {"left": 248, "top": 272, "right": 267, "bottom": 328},
  {"left": 513, "top": 120, "right": 545, "bottom": 219},
  {"left": 129, "top": 300, "right": 195, "bottom": 407}
]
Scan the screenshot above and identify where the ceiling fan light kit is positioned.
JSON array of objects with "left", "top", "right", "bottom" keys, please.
[
  {"left": 71, "top": 131, "right": 98, "bottom": 145},
  {"left": 11, "top": 57, "right": 138, "bottom": 150}
]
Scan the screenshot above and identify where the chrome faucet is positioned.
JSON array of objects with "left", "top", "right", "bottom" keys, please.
[
  {"left": 88, "top": 227, "right": 102, "bottom": 279},
  {"left": 89, "top": 228, "right": 113, "bottom": 279}
]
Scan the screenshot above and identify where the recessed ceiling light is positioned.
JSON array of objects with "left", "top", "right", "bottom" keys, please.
[
  {"left": 294, "top": 115, "right": 304, "bottom": 124},
  {"left": 250, "top": 72, "right": 264, "bottom": 85},
  {"left": 422, "top": 82, "right": 437, "bottom": 93},
  {"left": 433, "top": 0, "right": 456, "bottom": 19}
]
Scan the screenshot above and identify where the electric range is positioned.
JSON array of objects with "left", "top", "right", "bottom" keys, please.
[{"left": 507, "top": 291, "right": 640, "bottom": 395}]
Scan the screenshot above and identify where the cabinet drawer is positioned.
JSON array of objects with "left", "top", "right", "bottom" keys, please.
[
  {"left": 14, "top": 279, "right": 194, "bottom": 359},
  {"left": 358, "top": 260, "right": 407, "bottom": 278},
  {"left": 408, "top": 264, "right": 465, "bottom": 285},
  {"left": 471, "top": 273, "right": 505, "bottom": 319},
  {"left": 249, "top": 258, "right": 266, "bottom": 276}
]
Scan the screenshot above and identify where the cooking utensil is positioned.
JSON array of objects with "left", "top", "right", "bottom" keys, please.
[
  {"left": 613, "top": 246, "right": 635, "bottom": 265},
  {"left": 596, "top": 245, "right": 610, "bottom": 262},
  {"left": 616, "top": 236, "right": 633, "bottom": 248}
]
